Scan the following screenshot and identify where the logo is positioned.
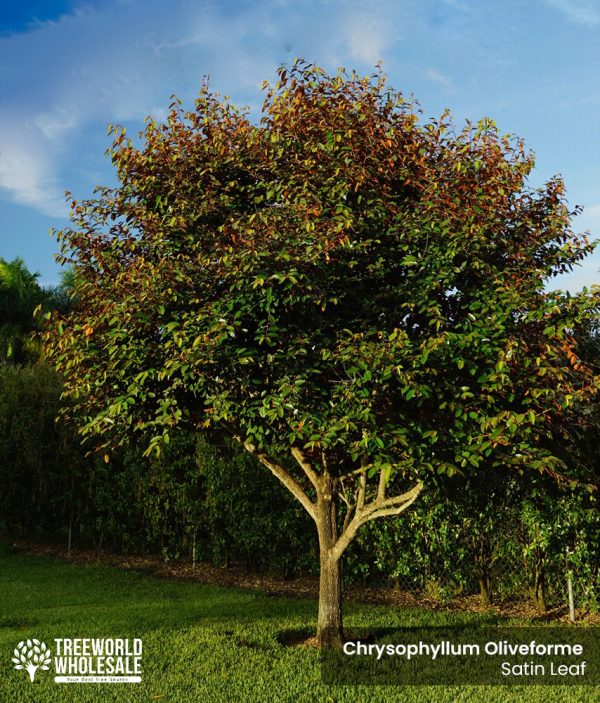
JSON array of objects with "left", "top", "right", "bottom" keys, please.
[
  {"left": 12, "top": 639, "right": 52, "bottom": 682},
  {"left": 11, "top": 637, "right": 142, "bottom": 684}
]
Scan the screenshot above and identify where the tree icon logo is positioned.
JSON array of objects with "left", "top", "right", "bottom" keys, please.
[{"left": 12, "top": 639, "right": 52, "bottom": 682}]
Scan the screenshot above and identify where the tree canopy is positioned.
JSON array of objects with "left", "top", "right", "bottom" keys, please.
[
  {"left": 45, "top": 61, "right": 599, "bottom": 646},
  {"left": 0, "top": 257, "right": 69, "bottom": 365}
]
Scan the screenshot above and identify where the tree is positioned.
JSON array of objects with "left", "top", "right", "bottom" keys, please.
[
  {"left": 0, "top": 257, "right": 44, "bottom": 364},
  {"left": 44, "top": 61, "right": 599, "bottom": 647},
  {"left": 0, "top": 257, "right": 71, "bottom": 364}
]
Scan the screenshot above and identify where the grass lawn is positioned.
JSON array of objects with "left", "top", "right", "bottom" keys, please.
[{"left": 0, "top": 542, "right": 596, "bottom": 702}]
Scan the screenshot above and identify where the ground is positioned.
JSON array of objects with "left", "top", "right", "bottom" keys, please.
[
  {"left": 11, "top": 539, "right": 599, "bottom": 623},
  {"left": 0, "top": 542, "right": 597, "bottom": 702}
]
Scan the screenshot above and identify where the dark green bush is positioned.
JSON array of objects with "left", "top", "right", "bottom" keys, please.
[{"left": 0, "top": 364, "right": 597, "bottom": 606}]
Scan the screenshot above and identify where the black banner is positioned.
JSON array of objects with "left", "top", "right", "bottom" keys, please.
[{"left": 321, "top": 626, "right": 599, "bottom": 686}]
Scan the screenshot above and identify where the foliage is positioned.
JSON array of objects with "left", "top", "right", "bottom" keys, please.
[
  {"left": 47, "top": 60, "right": 598, "bottom": 481},
  {"left": 0, "top": 257, "right": 71, "bottom": 365},
  {"left": 199, "top": 437, "right": 317, "bottom": 576},
  {"left": 0, "top": 257, "right": 43, "bottom": 364},
  {"left": 0, "top": 378, "right": 314, "bottom": 577},
  {"left": 43, "top": 61, "right": 600, "bottom": 643},
  {"left": 520, "top": 479, "right": 599, "bottom": 610},
  {"left": 0, "top": 363, "right": 80, "bottom": 532},
  {"left": 83, "top": 433, "right": 204, "bottom": 557},
  {"left": 345, "top": 488, "right": 471, "bottom": 593},
  {"left": 0, "top": 366, "right": 596, "bottom": 602}
]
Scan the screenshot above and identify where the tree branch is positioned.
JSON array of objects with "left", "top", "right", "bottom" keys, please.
[
  {"left": 357, "top": 470, "right": 367, "bottom": 510},
  {"left": 332, "top": 481, "right": 424, "bottom": 560},
  {"left": 291, "top": 446, "right": 320, "bottom": 490},
  {"left": 339, "top": 463, "right": 375, "bottom": 480},
  {"left": 342, "top": 503, "right": 355, "bottom": 534},
  {"left": 362, "top": 486, "right": 423, "bottom": 523},
  {"left": 238, "top": 438, "right": 317, "bottom": 521},
  {"left": 377, "top": 467, "right": 387, "bottom": 502},
  {"left": 339, "top": 475, "right": 359, "bottom": 533},
  {"left": 361, "top": 483, "right": 424, "bottom": 521}
]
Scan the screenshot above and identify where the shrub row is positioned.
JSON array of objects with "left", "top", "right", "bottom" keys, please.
[{"left": 0, "top": 363, "right": 597, "bottom": 609}]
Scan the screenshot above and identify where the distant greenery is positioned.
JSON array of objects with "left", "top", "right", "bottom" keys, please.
[
  {"left": 0, "top": 363, "right": 78, "bottom": 534},
  {"left": 0, "top": 544, "right": 597, "bottom": 702},
  {"left": 0, "top": 379, "right": 597, "bottom": 609},
  {"left": 0, "top": 257, "right": 69, "bottom": 365}
]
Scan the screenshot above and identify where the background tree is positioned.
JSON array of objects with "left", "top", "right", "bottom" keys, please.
[
  {"left": 0, "top": 257, "right": 71, "bottom": 365},
  {"left": 0, "top": 257, "right": 44, "bottom": 364},
  {"left": 44, "top": 61, "right": 599, "bottom": 647},
  {"left": 0, "top": 363, "right": 77, "bottom": 534}
]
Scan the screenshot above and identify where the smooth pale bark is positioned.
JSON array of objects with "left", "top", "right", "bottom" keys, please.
[
  {"left": 315, "top": 476, "right": 344, "bottom": 648},
  {"left": 238, "top": 438, "right": 424, "bottom": 648}
]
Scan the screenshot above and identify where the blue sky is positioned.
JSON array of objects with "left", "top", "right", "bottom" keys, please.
[{"left": 1, "top": 0, "right": 599, "bottom": 289}]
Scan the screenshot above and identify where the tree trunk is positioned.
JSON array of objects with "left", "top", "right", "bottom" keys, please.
[
  {"left": 477, "top": 540, "right": 494, "bottom": 606},
  {"left": 533, "top": 547, "right": 547, "bottom": 612},
  {"left": 315, "top": 478, "right": 344, "bottom": 648},
  {"left": 479, "top": 574, "right": 493, "bottom": 606},
  {"left": 242, "top": 440, "right": 423, "bottom": 648}
]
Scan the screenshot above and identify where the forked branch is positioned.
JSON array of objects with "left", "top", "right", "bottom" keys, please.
[
  {"left": 238, "top": 439, "right": 317, "bottom": 521},
  {"left": 332, "top": 481, "right": 424, "bottom": 560},
  {"left": 291, "top": 446, "right": 321, "bottom": 490}
]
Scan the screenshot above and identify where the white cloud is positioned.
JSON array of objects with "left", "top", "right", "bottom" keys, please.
[
  {"left": 544, "top": 0, "right": 600, "bottom": 27},
  {"left": 0, "top": 0, "right": 421, "bottom": 216},
  {"left": 8, "top": 0, "right": 595, "bottom": 224},
  {"left": 425, "top": 67, "right": 453, "bottom": 88},
  {"left": 341, "top": 10, "right": 389, "bottom": 64},
  {"left": 0, "top": 131, "right": 67, "bottom": 218},
  {"left": 34, "top": 108, "right": 80, "bottom": 141}
]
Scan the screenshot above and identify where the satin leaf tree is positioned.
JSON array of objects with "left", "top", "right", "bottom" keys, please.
[{"left": 45, "top": 61, "right": 599, "bottom": 647}]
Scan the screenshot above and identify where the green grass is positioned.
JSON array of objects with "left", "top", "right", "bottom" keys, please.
[{"left": 0, "top": 542, "right": 596, "bottom": 702}]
